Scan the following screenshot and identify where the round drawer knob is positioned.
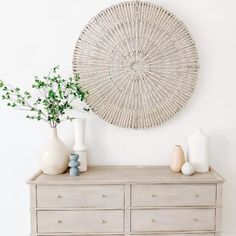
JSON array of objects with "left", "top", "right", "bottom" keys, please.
[
  {"left": 57, "top": 195, "right": 62, "bottom": 199},
  {"left": 152, "top": 194, "right": 157, "bottom": 198},
  {"left": 151, "top": 219, "right": 156, "bottom": 223},
  {"left": 58, "top": 220, "right": 63, "bottom": 224},
  {"left": 101, "top": 220, "right": 106, "bottom": 224},
  {"left": 193, "top": 218, "right": 199, "bottom": 223},
  {"left": 102, "top": 194, "right": 106, "bottom": 198},
  {"left": 195, "top": 193, "right": 200, "bottom": 198}
]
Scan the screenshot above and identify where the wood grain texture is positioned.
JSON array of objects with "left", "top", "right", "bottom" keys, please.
[
  {"left": 28, "top": 166, "right": 224, "bottom": 236},
  {"left": 28, "top": 166, "right": 224, "bottom": 185},
  {"left": 30, "top": 185, "right": 37, "bottom": 234},
  {"left": 215, "top": 207, "right": 222, "bottom": 232},
  {"left": 216, "top": 184, "right": 223, "bottom": 207},
  {"left": 37, "top": 233, "right": 216, "bottom": 236},
  {"left": 37, "top": 233, "right": 123, "bottom": 236},
  {"left": 132, "top": 235, "right": 215, "bottom": 236},
  {"left": 37, "top": 210, "right": 124, "bottom": 233},
  {"left": 132, "top": 234, "right": 215, "bottom": 236},
  {"left": 216, "top": 184, "right": 223, "bottom": 232},
  {"left": 37, "top": 185, "right": 124, "bottom": 208},
  {"left": 215, "top": 233, "right": 222, "bottom": 236},
  {"left": 124, "top": 184, "right": 131, "bottom": 235},
  {"left": 131, "top": 184, "right": 216, "bottom": 207},
  {"left": 131, "top": 209, "right": 216, "bottom": 232},
  {"left": 34, "top": 232, "right": 220, "bottom": 235}
]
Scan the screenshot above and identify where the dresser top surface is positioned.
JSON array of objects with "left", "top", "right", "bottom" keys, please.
[{"left": 28, "top": 166, "right": 224, "bottom": 185}]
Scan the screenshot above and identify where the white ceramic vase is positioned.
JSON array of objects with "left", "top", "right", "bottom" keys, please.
[
  {"left": 73, "top": 118, "right": 88, "bottom": 172},
  {"left": 39, "top": 128, "right": 70, "bottom": 175},
  {"left": 188, "top": 129, "right": 209, "bottom": 172},
  {"left": 181, "top": 162, "right": 195, "bottom": 176}
]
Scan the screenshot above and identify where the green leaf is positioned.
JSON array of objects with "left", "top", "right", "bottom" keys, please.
[
  {"left": 0, "top": 66, "right": 89, "bottom": 127},
  {"left": 83, "top": 107, "right": 90, "bottom": 112}
]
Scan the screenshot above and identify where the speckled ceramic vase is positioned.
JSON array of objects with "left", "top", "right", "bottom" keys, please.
[{"left": 39, "top": 128, "right": 70, "bottom": 175}]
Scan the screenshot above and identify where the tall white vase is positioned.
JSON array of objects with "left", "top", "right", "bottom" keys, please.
[
  {"left": 73, "top": 118, "right": 88, "bottom": 172},
  {"left": 187, "top": 129, "right": 209, "bottom": 172},
  {"left": 39, "top": 128, "right": 70, "bottom": 175}
]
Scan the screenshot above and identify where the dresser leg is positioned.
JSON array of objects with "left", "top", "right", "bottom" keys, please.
[
  {"left": 30, "top": 185, "right": 37, "bottom": 235},
  {"left": 125, "top": 184, "right": 131, "bottom": 236}
]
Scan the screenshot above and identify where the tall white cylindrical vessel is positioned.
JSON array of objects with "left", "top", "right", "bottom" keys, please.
[
  {"left": 73, "top": 118, "right": 88, "bottom": 172},
  {"left": 187, "top": 129, "right": 209, "bottom": 172}
]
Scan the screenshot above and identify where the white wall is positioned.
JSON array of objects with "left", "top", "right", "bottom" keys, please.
[{"left": 0, "top": 0, "right": 235, "bottom": 235}]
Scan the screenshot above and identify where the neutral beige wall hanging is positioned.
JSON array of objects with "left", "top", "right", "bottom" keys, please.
[{"left": 73, "top": 1, "right": 199, "bottom": 129}]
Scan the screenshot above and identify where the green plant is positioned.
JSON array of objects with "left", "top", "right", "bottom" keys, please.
[{"left": 0, "top": 66, "right": 89, "bottom": 128}]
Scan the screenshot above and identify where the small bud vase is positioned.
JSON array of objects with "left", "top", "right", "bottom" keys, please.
[
  {"left": 170, "top": 145, "right": 185, "bottom": 172},
  {"left": 73, "top": 118, "right": 88, "bottom": 172},
  {"left": 39, "top": 127, "right": 70, "bottom": 175}
]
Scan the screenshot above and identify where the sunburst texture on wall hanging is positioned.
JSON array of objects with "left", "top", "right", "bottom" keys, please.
[{"left": 73, "top": 1, "right": 199, "bottom": 129}]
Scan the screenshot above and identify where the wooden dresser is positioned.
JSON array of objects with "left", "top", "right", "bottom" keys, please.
[{"left": 28, "top": 166, "right": 224, "bottom": 236}]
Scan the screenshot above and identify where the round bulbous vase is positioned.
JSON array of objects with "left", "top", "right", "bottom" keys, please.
[
  {"left": 39, "top": 127, "right": 70, "bottom": 175},
  {"left": 170, "top": 145, "right": 185, "bottom": 172},
  {"left": 181, "top": 161, "right": 195, "bottom": 176}
]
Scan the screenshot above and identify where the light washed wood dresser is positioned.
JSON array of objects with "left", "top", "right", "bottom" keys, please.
[{"left": 28, "top": 166, "right": 224, "bottom": 236}]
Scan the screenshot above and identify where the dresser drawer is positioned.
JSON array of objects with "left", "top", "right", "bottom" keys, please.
[
  {"left": 132, "top": 235, "right": 214, "bottom": 236},
  {"left": 131, "top": 184, "right": 216, "bottom": 206},
  {"left": 37, "top": 210, "right": 124, "bottom": 233},
  {"left": 37, "top": 185, "right": 124, "bottom": 208},
  {"left": 131, "top": 209, "right": 215, "bottom": 231}
]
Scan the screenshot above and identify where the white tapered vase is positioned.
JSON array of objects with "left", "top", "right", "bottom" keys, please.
[
  {"left": 39, "top": 128, "right": 70, "bottom": 175},
  {"left": 73, "top": 118, "right": 88, "bottom": 172}
]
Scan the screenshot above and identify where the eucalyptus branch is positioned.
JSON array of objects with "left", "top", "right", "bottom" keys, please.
[{"left": 0, "top": 66, "right": 89, "bottom": 128}]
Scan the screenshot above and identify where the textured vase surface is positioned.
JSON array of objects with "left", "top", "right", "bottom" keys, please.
[
  {"left": 39, "top": 128, "right": 70, "bottom": 175},
  {"left": 170, "top": 145, "right": 185, "bottom": 172},
  {"left": 188, "top": 129, "right": 209, "bottom": 172},
  {"left": 73, "top": 118, "right": 88, "bottom": 172}
]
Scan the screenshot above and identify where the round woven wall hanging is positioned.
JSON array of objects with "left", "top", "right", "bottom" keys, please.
[{"left": 73, "top": 1, "right": 199, "bottom": 129}]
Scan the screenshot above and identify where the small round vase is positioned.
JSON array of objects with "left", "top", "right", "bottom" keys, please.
[
  {"left": 39, "top": 128, "right": 70, "bottom": 175},
  {"left": 181, "top": 162, "right": 195, "bottom": 176},
  {"left": 170, "top": 145, "right": 185, "bottom": 172}
]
